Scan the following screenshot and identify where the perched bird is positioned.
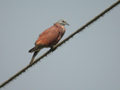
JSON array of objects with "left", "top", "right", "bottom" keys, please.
[{"left": 29, "top": 19, "right": 69, "bottom": 64}]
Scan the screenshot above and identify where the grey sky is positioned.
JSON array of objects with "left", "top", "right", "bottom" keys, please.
[{"left": 0, "top": 0, "right": 120, "bottom": 90}]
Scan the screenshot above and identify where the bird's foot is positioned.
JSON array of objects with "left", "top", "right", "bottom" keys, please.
[{"left": 50, "top": 46, "right": 55, "bottom": 51}]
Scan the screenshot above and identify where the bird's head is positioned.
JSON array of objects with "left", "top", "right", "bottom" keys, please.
[{"left": 56, "top": 19, "right": 69, "bottom": 26}]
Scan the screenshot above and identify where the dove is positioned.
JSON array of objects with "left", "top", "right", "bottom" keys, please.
[{"left": 29, "top": 19, "right": 69, "bottom": 64}]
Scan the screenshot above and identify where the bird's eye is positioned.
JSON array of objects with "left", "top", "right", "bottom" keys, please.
[{"left": 62, "top": 20, "right": 65, "bottom": 23}]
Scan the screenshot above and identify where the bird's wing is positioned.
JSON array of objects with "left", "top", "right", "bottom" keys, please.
[{"left": 35, "top": 26, "right": 61, "bottom": 46}]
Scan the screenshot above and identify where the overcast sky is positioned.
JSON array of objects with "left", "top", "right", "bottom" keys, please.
[{"left": 0, "top": 0, "right": 120, "bottom": 90}]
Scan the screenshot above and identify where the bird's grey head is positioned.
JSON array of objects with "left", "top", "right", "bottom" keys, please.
[{"left": 56, "top": 19, "right": 69, "bottom": 26}]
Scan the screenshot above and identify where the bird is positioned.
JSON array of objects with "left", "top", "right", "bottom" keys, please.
[{"left": 29, "top": 19, "right": 69, "bottom": 64}]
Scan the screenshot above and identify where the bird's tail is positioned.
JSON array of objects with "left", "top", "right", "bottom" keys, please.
[
  {"left": 29, "top": 51, "right": 39, "bottom": 64},
  {"left": 29, "top": 46, "right": 43, "bottom": 64},
  {"left": 29, "top": 47, "right": 37, "bottom": 53},
  {"left": 29, "top": 45, "right": 44, "bottom": 53}
]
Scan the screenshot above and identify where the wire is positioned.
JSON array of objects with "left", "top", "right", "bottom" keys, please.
[{"left": 0, "top": 0, "right": 120, "bottom": 88}]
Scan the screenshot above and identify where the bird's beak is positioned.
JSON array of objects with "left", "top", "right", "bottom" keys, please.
[{"left": 65, "top": 22, "right": 69, "bottom": 26}]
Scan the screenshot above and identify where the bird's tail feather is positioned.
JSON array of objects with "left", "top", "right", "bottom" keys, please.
[
  {"left": 29, "top": 45, "right": 43, "bottom": 64},
  {"left": 29, "top": 51, "right": 39, "bottom": 64},
  {"left": 29, "top": 45, "right": 44, "bottom": 53},
  {"left": 29, "top": 47, "right": 37, "bottom": 53}
]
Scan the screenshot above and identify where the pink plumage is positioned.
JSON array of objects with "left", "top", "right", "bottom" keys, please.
[
  {"left": 35, "top": 23, "right": 65, "bottom": 47},
  {"left": 29, "top": 19, "right": 69, "bottom": 64}
]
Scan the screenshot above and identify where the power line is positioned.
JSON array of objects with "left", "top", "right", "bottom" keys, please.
[{"left": 0, "top": 0, "right": 120, "bottom": 88}]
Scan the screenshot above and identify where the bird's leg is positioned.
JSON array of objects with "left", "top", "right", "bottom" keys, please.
[{"left": 50, "top": 46, "right": 55, "bottom": 51}]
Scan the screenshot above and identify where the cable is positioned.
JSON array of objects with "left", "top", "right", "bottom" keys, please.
[{"left": 0, "top": 0, "right": 120, "bottom": 88}]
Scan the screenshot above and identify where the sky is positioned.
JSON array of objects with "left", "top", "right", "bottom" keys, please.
[{"left": 0, "top": 0, "right": 120, "bottom": 90}]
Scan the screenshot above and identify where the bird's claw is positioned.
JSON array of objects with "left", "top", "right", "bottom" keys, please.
[{"left": 50, "top": 46, "right": 55, "bottom": 51}]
